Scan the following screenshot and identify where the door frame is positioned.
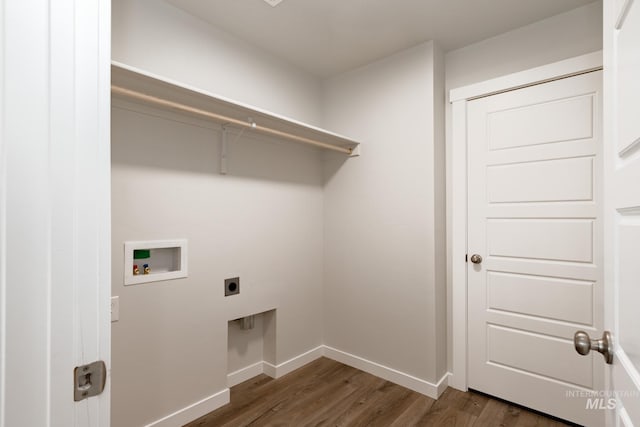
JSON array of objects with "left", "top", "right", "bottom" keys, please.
[{"left": 448, "top": 51, "right": 603, "bottom": 391}]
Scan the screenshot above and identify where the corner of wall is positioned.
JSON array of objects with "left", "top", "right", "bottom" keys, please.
[
  {"left": 321, "top": 40, "right": 446, "bottom": 385},
  {"left": 432, "top": 41, "right": 448, "bottom": 380}
]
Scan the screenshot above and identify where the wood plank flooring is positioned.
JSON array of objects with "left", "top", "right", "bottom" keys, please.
[{"left": 186, "top": 357, "right": 574, "bottom": 427}]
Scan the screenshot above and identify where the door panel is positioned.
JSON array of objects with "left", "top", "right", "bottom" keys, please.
[
  {"left": 487, "top": 325, "right": 593, "bottom": 388},
  {"left": 618, "top": 220, "right": 640, "bottom": 370},
  {"left": 487, "top": 94, "right": 594, "bottom": 150},
  {"left": 615, "top": 0, "right": 640, "bottom": 155},
  {"left": 487, "top": 272, "right": 594, "bottom": 324},
  {"left": 605, "top": 0, "right": 640, "bottom": 423},
  {"left": 487, "top": 157, "right": 594, "bottom": 203},
  {"left": 468, "top": 71, "right": 603, "bottom": 426},
  {"left": 487, "top": 219, "right": 594, "bottom": 262}
]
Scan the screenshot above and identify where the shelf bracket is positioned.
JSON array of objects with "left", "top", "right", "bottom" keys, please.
[{"left": 221, "top": 125, "right": 229, "bottom": 175}]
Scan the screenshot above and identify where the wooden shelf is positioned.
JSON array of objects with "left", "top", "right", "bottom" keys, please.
[{"left": 111, "top": 62, "right": 360, "bottom": 156}]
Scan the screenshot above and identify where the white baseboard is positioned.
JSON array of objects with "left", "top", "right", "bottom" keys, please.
[
  {"left": 262, "top": 360, "right": 277, "bottom": 378},
  {"left": 228, "top": 346, "right": 324, "bottom": 387},
  {"left": 447, "top": 372, "right": 466, "bottom": 392},
  {"left": 229, "top": 345, "right": 449, "bottom": 398},
  {"left": 323, "top": 346, "right": 449, "bottom": 399},
  {"left": 153, "top": 345, "right": 449, "bottom": 427},
  {"left": 145, "top": 388, "right": 230, "bottom": 427},
  {"left": 263, "top": 345, "right": 324, "bottom": 378},
  {"left": 437, "top": 372, "right": 452, "bottom": 396},
  {"left": 227, "top": 362, "right": 265, "bottom": 388}
]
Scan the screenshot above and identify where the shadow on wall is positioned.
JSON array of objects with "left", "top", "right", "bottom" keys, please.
[
  {"left": 111, "top": 103, "right": 336, "bottom": 187},
  {"left": 323, "top": 150, "right": 351, "bottom": 184}
]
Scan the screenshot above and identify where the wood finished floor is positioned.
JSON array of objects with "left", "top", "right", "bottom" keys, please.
[{"left": 186, "top": 358, "right": 573, "bottom": 427}]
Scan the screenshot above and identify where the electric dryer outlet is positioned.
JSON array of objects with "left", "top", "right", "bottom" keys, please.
[{"left": 224, "top": 277, "right": 240, "bottom": 296}]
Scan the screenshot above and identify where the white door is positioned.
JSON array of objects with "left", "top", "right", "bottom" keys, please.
[
  {"left": 603, "top": 0, "right": 640, "bottom": 425},
  {"left": 468, "top": 70, "right": 604, "bottom": 426},
  {"left": 0, "top": 1, "right": 111, "bottom": 426}
]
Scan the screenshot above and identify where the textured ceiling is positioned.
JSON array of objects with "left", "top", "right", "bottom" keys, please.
[{"left": 167, "top": 0, "right": 597, "bottom": 77}]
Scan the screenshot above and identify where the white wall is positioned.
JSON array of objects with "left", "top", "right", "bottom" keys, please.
[
  {"left": 112, "top": 0, "right": 322, "bottom": 126},
  {"left": 110, "top": 1, "right": 605, "bottom": 424},
  {"left": 111, "top": 2, "right": 331, "bottom": 424},
  {"left": 322, "top": 41, "right": 447, "bottom": 385},
  {"left": 444, "top": 1, "right": 603, "bottom": 371},
  {"left": 111, "top": 105, "right": 325, "bottom": 427},
  {"left": 228, "top": 316, "right": 264, "bottom": 374},
  {"left": 446, "top": 1, "right": 602, "bottom": 91}
]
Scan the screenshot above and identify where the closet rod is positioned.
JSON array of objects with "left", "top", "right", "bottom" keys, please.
[{"left": 111, "top": 85, "right": 353, "bottom": 155}]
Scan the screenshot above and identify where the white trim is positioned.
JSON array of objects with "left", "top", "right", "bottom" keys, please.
[
  {"left": 145, "top": 388, "right": 230, "bottom": 427},
  {"left": 228, "top": 344, "right": 450, "bottom": 396},
  {"left": 437, "top": 372, "right": 452, "bottom": 397},
  {"left": 227, "top": 362, "right": 264, "bottom": 388},
  {"left": 166, "top": 345, "right": 451, "bottom": 426},
  {"left": 448, "top": 51, "right": 604, "bottom": 395},
  {"left": 183, "top": 347, "right": 325, "bottom": 422},
  {"left": 97, "top": 0, "right": 112, "bottom": 425},
  {"left": 262, "top": 361, "right": 277, "bottom": 379},
  {"left": 263, "top": 345, "right": 324, "bottom": 378},
  {"left": 613, "top": 350, "right": 640, "bottom": 424},
  {"left": 615, "top": 0, "right": 634, "bottom": 29},
  {"left": 323, "top": 346, "right": 449, "bottom": 399},
  {"left": 618, "top": 340, "right": 640, "bottom": 396},
  {"left": 449, "top": 99, "right": 468, "bottom": 392},
  {"left": 449, "top": 51, "right": 602, "bottom": 102},
  {"left": 619, "top": 406, "right": 633, "bottom": 427},
  {"left": 0, "top": 0, "right": 6, "bottom": 422},
  {"left": 262, "top": 345, "right": 449, "bottom": 397}
]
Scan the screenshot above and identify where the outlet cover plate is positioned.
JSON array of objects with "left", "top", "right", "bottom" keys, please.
[{"left": 111, "top": 296, "right": 119, "bottom": 322}]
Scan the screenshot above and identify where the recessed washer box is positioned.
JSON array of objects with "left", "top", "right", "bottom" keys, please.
[{"left": 124, "top": 239, "right": 187, "bottom": 286}]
